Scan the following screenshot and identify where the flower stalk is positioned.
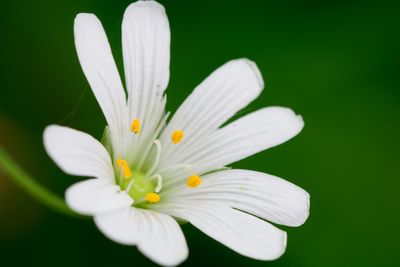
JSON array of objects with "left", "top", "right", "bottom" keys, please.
[{"left": 0, "top": 147, "right": 80, "bottom": 218}]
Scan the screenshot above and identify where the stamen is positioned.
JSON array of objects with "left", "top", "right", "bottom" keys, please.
[
  {"left": 130, "top": 118, "right": 141, "bottom": 134},
  {"left": 171, "top": 130, "right": 184, "bottom": 144},
  {"left": 186, "top": 175, "right": 202, "bottom": 188},
  {"left": 145, "top": 192, "right": 160, "bottom": 203},
  {"left": 116, "top": 159, "right": 132, "bottom": 179},
  {"left": 149, "top": 174, "right": 163, "bottom": 193},
  {"left": 136, "top": 112, "right": 170, "bottom": 170},
  {"left": 145, "top": 140, "right": 162, "bottom": 178}
]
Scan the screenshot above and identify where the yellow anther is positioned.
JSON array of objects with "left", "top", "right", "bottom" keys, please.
[
  {"left": 171, "top": 130, "right": 184, "bottom": 144},
  {"left": 186, "top": 175, "right": 202, "bottom": 188},
  {"left": 115, "top": 159, "right": 125, "bottom": 168},
  {"left": 145, "top": 192, "right": 160, "bottom": 203},
  {"left": 131, "top": 118, "right": 141, "bottom": 134},
  {"left": 116, "top": 159, "right": 132, "bottom": 179}
]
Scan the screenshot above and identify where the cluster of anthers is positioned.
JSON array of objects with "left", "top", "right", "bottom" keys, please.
[{"left": 115, "top": 119, "right": 201, "bottom": 206}]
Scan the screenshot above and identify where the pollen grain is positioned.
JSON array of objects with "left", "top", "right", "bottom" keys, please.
[
  {"left": 145, "top": 192, "right": 160, "bottom": 203},
  {"left": 186, "top": 175, "right": 202, "bottom": 188},
  {"left": 131, "top": 118, "right": 141, "bottom": 134},
  {"left": 116, "top": 159, "right": 132, "bottom": 179},
  {"left": 171, "top": 130, "right": 184, "bottom": 144}
]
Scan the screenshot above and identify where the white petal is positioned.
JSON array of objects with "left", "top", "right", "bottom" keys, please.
[
  {"left": 163, "top": 169, "right": 310, "bottom": 227},
  {"left": 43, "top": 125, "right": 113, "bottom": 181},
  {"left": 159, "top": 59, "right": 263, "bottom": 167},
  {"left": 74, "top": 13, "right": 128, "bottom": 156},
  {"left": 135, "top": 210, "right": 188, "bottom": 267},
  {"left": 159, "top": 202, "right": 286, "bottom": 261},
  {"left": 66, "top": 179, "right": 132, "bottom": 215},
  {"left": 122, "top": 1, "right": 170, "bottom": 161},
  {"left": 162, "top": 107, "right": 303, "bottom": 175},
  {"left": 94, "top": 208, "right": 188, "bottom": 266},
  {"left": 94, "top": 207, "right": 138, "bottom": 245}
]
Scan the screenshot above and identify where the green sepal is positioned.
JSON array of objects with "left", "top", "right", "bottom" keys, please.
[
  {"left": 177, "top": 219, "right": 189, "bottom": 225},
  {"left": 101, "top": 125, "right": 113, "bottom": 158}
]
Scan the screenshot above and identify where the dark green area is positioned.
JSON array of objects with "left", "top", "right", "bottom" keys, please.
[{"left": 0, "top": 0, "right": 399, "bottom": 266}]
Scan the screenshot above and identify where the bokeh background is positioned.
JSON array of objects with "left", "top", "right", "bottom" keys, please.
[{"left": 1, "top": 0, "right": 399, "bottom": 266}]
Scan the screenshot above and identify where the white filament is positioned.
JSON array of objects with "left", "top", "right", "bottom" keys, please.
[
  {"left": 145, "top": 140, "right": 162, "bottom": 178},
  {"left": 148, "top": 174, "right": 163, "bottom": 193}
]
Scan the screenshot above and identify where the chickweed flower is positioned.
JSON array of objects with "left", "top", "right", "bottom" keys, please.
[{"left": 44, "top": 1, "right": 309, "bottom": 266}]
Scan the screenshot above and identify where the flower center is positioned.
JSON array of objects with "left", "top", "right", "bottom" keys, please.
[
  {"left": 118, "top": 168, "right": 157, "bottom": 203},
  {"left": 115, "top": 156, "right": 160, "bottom": 204},
  {"left": 107, "top": 121, "right": 205, "bottom": 205}
]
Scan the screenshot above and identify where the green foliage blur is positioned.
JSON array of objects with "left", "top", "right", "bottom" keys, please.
[{"left": 0, "top": 0, "right": 399, "bottom": 266}]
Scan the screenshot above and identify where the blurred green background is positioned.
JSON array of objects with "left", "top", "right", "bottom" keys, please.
[{"left": 1, "top": 0, "right": 399, "bottom": 266}]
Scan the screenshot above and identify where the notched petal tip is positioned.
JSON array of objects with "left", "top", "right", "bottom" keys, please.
[
  {"left": 293, "top": 191, "right": 311, "bottom": 227},
  {"left": 248, "top": 224, "right": 287, "bottom": 261},
  {"left": 229, "top": 58, "right": 265, "bottom": 89},
  {"left": 43, "top": 124, "right": 63, "bottom": 153},
  {"left": 124, "top": 0, "right": 167, "bottom": 18},
  {"left": 282, "top": 183, "right": 310, "bottom": 227},
  {"left": 74, "top": 12, "right": 96, "bottom": 20},
  {"left": 265, "top": 106, "right": 305, "bottom": 136},
  {"left": 43, "top": 124, "right": 55, "bottom": 139},
  {"left": 73, "top": 13, "right": 103, "bottom": 44},
  {"left": 74, "top": 13, "right": 99, "bottom": 28},
  {"left": 269, "top": 231, "right": 287, "bottom": 261},
  {"left": 241, "top": 58, "right": 265, "bottom": 90},
  {"left": 296, "top": 114, "right": 305, "bottom": 130}
]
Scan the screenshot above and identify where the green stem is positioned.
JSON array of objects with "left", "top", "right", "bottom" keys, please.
[{"left": 0, "top": 147, "right": 81, "bottom": 218}]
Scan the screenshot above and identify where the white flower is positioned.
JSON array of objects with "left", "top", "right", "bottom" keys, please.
[{"left": 43, "top": 1, "right": 310, "bottom": 266}]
